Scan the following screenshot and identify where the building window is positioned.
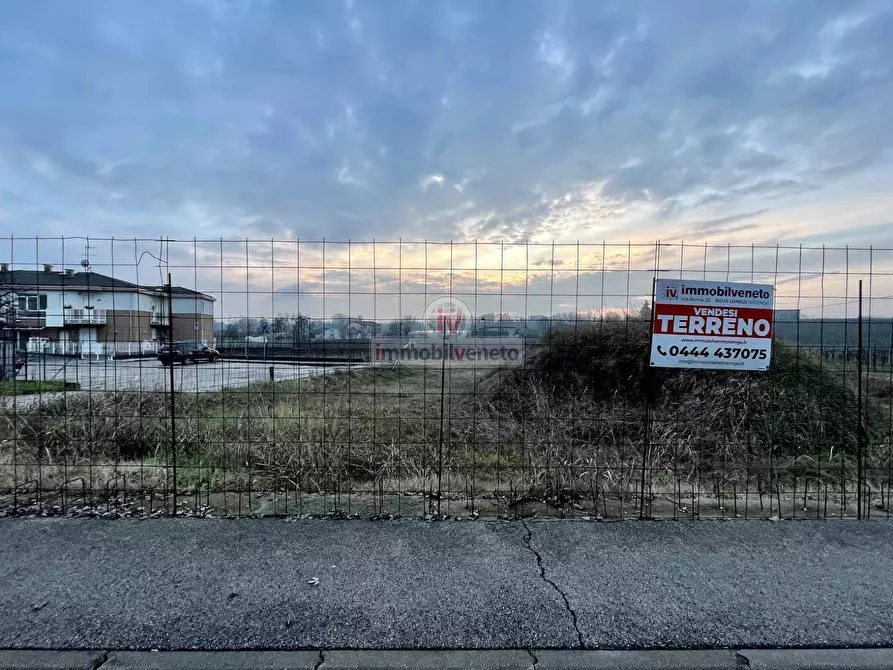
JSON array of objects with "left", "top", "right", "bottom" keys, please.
[{"left": 18, "top": 294, "right": 48, "bottom": 315}]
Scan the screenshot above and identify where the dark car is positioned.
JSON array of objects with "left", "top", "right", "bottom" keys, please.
[{"left": 157, "top": 341, "right": 220, "bottom": 366}]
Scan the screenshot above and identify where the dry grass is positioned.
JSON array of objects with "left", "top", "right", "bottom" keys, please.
[
  {"left": 1, "top": 367, "right": 494, "bottom": 496},
  {"left": 485, "top": 320, "right": 892, "bottom": 497},
  {"left": 2, "top": 323, "right": 891, "bottom": 508}
]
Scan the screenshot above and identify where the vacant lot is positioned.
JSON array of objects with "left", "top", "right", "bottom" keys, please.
[
  {"left": 2, "top": 322, "right": 892, "bottom": 517},
  {"left": 16, "top": 357, "right": 353, "bottom": 392},
  {"left": 1, "top": 365, "right": 495, "bottom": 494}
]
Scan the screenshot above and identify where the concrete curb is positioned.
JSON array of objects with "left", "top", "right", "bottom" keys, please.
[
  {"left": 742, "top": 648, "right": 893, "bottom": 669},
  {"left": 3, "top": 649, "right": 893, "bottom": 670},
  {"left": 102, "top": 651, "right": 321, "bottom": 669},
  {"left": 320, "top": 650, "right": 533, "bottom": 669},
  {"left": 0, "top": 650, "right": 107, "bottom": 670},
  {"left": 533, "top": 650, "right": 739, "bottom": 669}
]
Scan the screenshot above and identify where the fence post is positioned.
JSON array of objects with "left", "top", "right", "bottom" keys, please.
[
  {"left": 640, "top": 278, "right": 657, "bottom": 519},
  {"left": 436, "top": 323, "right": 447, "bottom": 516},
  {"left": 167, "top": 273, "right": 177, "bottom": 515},
  {"left": 857, "top": 280, "right": 865, "bottom": 520}
]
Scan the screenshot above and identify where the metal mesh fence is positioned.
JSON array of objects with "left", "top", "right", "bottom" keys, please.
[{"left": 1, "top": 237, "right": 891, "bottom": 519}]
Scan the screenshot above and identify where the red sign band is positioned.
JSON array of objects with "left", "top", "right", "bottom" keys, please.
[{"left": 653, "top": 304, "right": 773, "bottom": 339}]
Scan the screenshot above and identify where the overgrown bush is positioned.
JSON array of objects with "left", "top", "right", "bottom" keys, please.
[{"left": 484, "top": 319, "right": 890, "bottom": 489}]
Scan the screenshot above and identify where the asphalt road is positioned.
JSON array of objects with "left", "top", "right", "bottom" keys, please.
[
  {"left": 19, "top": 358, "right": 355, "bottom": 393},
  {"left": 1, "top": 520, "right": 892, "bottom": 651}
]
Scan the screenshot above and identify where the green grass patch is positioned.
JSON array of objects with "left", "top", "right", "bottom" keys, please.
[{"left": 0, "top": 380, "right": 80, "bottom": 395}]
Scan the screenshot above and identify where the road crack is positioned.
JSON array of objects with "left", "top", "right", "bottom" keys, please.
[
  {"left": 521, "top": 520, "right": 585, "bottom": 649},
  {"left": 527, "top": 648, "right": 539, "bottom": 668},
  {"left": 92, "top": 650, "right": 111, "bottom": 669},
  {"left": 314, "top": 648, "right": 326, "bottom": 670}
]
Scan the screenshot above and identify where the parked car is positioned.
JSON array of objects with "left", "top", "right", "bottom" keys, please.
[{"left": 157, "top": 341, "right": 220, "bottom": 366}]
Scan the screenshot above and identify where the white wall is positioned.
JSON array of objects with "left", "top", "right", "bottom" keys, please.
[
  {"left": 36, "top": 289, "right": 145, "bottom": 327},
  {"left": 21, "top": 288, "right": 209, "bottom": 327},
  {"left": 172, "top": 297, "right": 213, "bottom": 315},
  {"left": 42, "top": 290, "right": 98, "bottom": 328},
  {"left": 44, "top": 292, "right": 64, "bottom": 327},
  {"left": 139, "top": 293, "right": 162, "bottom": 312}
]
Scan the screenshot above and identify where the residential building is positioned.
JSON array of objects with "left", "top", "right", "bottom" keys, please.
[
  {"left": 319, "top": 326, "right": 343, "bottom": 341},
  {"left": 0, "top": 263, "right": 215, "bottom": 357},
  {"left": 471, "top": 322, "right": 522, "bottom": 338},
  {"left": 346, "top": 318, "right": 382, "bottom": 339}
]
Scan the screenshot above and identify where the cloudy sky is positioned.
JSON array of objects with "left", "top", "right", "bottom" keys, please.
[{"left": 1, "top": 0, "right": 892, "bottom": 318}]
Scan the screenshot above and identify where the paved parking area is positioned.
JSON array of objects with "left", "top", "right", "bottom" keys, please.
[
  {"left": 21, "top": 357, "right": 357, "bottom": 393},
  {"left": 3, "top": 520, "right": 893, "bottom": 652}
]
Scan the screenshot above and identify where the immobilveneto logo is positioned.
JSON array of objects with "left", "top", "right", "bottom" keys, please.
[
  {"left": 373, "top": 296, "right": 524, "bottom": 367},
  {"left": 371, "top": 338, "right": 524, "bottom": 367},
  {"left": 424, "top": 295, "right": 473, "bottom": 338},
  {"left": 681, "top": 285, "right": 771, "bottom": 299},
  {"left": 662, "top": 284, "right": 771, "bottom": 300}
]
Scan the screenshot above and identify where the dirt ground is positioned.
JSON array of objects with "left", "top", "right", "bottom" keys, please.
[{"left": 3, "top": 486, "right": 888, "bottom": 520}]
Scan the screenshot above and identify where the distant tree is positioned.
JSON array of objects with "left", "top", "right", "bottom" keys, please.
[
  {"left": 272, "top": 312, "right": 311, "bottom": 343},
  {"left": 220, "top": 322, "right": 242, "bottom": 340},
  {"left": 478, "top": 312, "right": 519, "bottom": 322},
  {"left": 0, "top": 290, "right": 14, "bottom": 328},
  {"left": 384, "top": 317, "right": 421, "bottom": 337},
  {"left": 0, "top": 276, "right": 21, "bottom": 380},
  {"left": 637, "top": 301, "right": 652, "bottom": 323},
  {"left": 221, "top": 317, "right": 263, "bottom": 338},
  {"left": 272, "top": 314, "right": 290, "bottom": 334}
]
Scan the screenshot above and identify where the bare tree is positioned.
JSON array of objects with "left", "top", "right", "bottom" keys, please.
[
  {"left": 384, "top": 316, "right": 422, "bottom": 337},
  {"left": 272, "top": 312, "right": 311, "bottom": 344},
  {"left": 0, "top": 281, "right": 20, "bottom": 380}
]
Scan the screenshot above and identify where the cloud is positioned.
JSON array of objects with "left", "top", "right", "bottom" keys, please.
[
  {"left": 1, "top": 0, "right": 892, "bottom": 317},
  {"left": 420, "top": 173, "right": 445, "bottom": 191},
  {"left": 337, "top": 163, "right": 366, "bottom": 187},
  {"left": 689, "top": 208, "right": 769, "bottom": 233}
]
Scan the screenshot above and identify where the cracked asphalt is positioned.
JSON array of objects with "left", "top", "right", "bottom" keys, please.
[
  {"left": 521, "top": 521, "right": 585, "bottom": 649},
  {"left": 2, "top": 519, "right": 893, "bottom": 650}
]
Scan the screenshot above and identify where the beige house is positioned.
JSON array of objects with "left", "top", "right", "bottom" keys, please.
[{"left": 0, "top": 263, "right": 214, "bottom": 357}]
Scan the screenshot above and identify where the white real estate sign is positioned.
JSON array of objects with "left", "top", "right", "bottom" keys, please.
[{"left": 650, "top": 279, "right": 775, "bottom": 371}]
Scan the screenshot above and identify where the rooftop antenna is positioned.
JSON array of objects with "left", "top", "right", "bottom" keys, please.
[{"left": 81, "top": 242, "right": 94, "bottom": 273}]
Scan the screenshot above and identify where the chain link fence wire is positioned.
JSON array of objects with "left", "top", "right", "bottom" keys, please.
[{"left": 1, "top": 237, "right": 891, "bottom": 519}]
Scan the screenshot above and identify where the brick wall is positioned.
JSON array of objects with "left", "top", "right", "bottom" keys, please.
[
  {"left": 100, "top": 310, "right": 154, "bottom": 342},
  {"left": 170, "top": 314, "right": 214, "bottom": 344}
]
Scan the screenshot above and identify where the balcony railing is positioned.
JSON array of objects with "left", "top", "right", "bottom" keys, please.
[
  {"left": 63, "top": 308, "right": 107, "bottom": 325},
  {"left": 14, "top": 311, "right": 46, "bottom": 325}
]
